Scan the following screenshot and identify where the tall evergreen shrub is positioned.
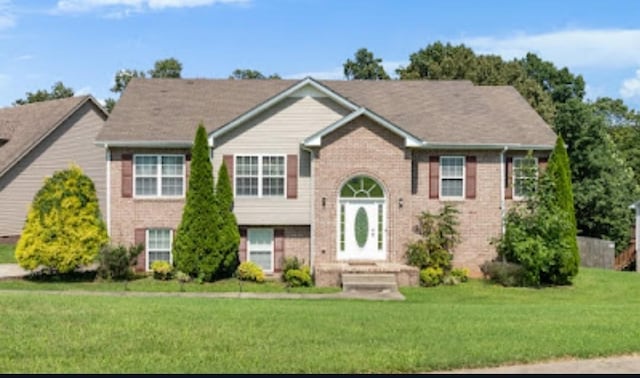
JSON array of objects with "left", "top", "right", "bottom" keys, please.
[
  {"left": 173, "top": 124, "right": 221, "bottom": 281},
  {"left": 215, "top": 161, "right": 240, "bottom": 278},
  {"left": 15, "top": 164, "right": 108, "bottom": 273}
]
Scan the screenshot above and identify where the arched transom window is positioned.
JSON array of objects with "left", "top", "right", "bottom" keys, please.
[{"left": 340, "top": 176, "right": 384, "bottom": 198}]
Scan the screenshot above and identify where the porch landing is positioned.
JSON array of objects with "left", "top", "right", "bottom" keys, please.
[{"left": 314, "top": 261, "right": 419, "bottom": 287}]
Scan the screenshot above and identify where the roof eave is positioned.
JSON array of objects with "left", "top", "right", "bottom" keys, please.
[
  {"left": 95, "top": 140, "right": 193, "bottom": 148},
  {"left": 416, "top": 142, "right": 555, "bottom": 151}
]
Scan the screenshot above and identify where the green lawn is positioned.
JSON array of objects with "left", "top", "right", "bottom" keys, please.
[
  {"left": 0, "top": 244, "right": 16, "bottom": 263},
  {"left": 2, "top": 268, "right": 640, "bottom": 373}
]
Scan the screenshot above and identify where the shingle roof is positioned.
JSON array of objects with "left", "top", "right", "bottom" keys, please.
[
  {"left": 96, "top": 78, "right": 556, "bottom": 148},
  {"left": 0, "top": 96, "right": 105, "bottom": 177}
]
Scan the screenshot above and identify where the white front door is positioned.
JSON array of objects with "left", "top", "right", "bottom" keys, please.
[{"left": 338, "top": 200, "right": 385, "bottom": 260}]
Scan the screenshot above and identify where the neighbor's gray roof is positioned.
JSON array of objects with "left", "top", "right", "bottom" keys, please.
[
  {"left": 96, "top": 78, "right": 557, "bottom": 148},
  {"left": 0, "top": 96, "right": 106, "bottom": 177}
]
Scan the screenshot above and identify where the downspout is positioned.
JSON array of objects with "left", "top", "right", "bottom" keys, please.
[
  {"left": 301, "top": 145, "right": 316, "bottom": 271},
  {"left": 500, "top": 146, "right": 508, "bottom": 236},
  {"left": 105, "top": 144, "right": 111, "bottom": 238}
]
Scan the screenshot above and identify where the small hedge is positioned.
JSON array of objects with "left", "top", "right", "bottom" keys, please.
[
  {"left": 281, "top": 257, "right": 312, "bottom": 287},
  {"left": 151, "top": 261, "right": 173, "bottom": 281},
  {"left": 236, "top": 261, "right": 265, "bottom": 283},
  {"left": 480, "top": 260, "right": 526, "bottom": 287}
]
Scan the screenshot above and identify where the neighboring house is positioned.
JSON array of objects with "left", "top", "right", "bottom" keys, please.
[
  {"left": 95, "top": 77, "right": 556, "bottom": 286},
  {"left": 0, "top": 96, "right": 108, "bottom": 241}
]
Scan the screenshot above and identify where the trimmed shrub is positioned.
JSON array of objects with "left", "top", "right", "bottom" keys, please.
[
  {"left": 236, "top": 261, "right": 264, "bottom": 283},
  {"left": 480, "top": 260, "right": 526, "bottom": 287},
  {"left": 15, "top": 164, "right": 108, "bottom": 274},
  {"left": 420, "top": 267, "right": 444, "bottom": 287},
  {"left": 173, "top": 124, "right": 222, "bottom": 281},
  {"left": 96, "top": 243, "right": 143, "bottom": 280},
  {"left": 215, "top": 161, "right": 240, "bottom": 278},
  {"left": 284, "top": 265, "right": 312, "bottom": 287},
  {"left": 281, "top": 257, "right": 313, "bottom": 287},
  {"left": 450, "top": 267, "right": 469, "bottom": 283},
  {"left": 151, "top": 260, "right": 173, "bottom": 280},
  {"left": 407, "top": 204, "right": 463, "bottom": 287}
]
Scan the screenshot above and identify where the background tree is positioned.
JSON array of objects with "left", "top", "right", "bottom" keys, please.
[
  {"left": 173, "top": 123, "right": 221, "bottom": 281},
  {"left": 554, "top": 98, "right": 638, "bottom": 253},
  {"left": 215, "top": 161, "right": 240, "bottom": 278},
  {"left": 148, "top": 57, "right": 182, "bottom": 78},
  {"left": 13, "top": 81, "right": 74, "bottom": 105},
  {"left": 15, "top": 165, "right": 108, "bottom": 274},
  {"left": 229, "top": 68, "right": 281, "bottom": 79},
  {"left": 343, "top": 48, "right": 390, "bottom": 80}
]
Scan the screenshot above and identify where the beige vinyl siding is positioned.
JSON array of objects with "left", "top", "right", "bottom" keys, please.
[
  {"left": 0, "top": 103, "right": 107, "bottom": 236},
  {"left": 213, "top": 95, "right": 349, "bottom": 225}
]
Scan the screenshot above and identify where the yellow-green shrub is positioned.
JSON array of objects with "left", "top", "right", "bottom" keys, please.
[
  {"left": 151, "top": 260, "right": 173, "bottom": 280},
  {"left": 236, "top": 261, "right": 264, "bottom": 283},
  {"left": 15, "top": 165, "right": 108, "bottom": 273},
  {"left": 420, "top": 267, "right": 444, "bottom": 287}
]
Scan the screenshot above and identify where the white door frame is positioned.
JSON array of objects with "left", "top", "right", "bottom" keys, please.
[{"left": 337, "top": 198, "right": 386, "bottom": 261}]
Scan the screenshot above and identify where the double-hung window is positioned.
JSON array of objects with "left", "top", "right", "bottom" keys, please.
[
  {"left": 146, "top": 229, "right": 172, "bottom": 271},
  {"left": 513, "top": 156, "right": 538, "bottom": 199},
  {"left": 134, "top": 155, "right": 184, "bottom": 197},
  {"left": 440, "top": 156, "right": 465, "bottom": 199},
  {"left": 247, "top": 228, "right": 274, "bottom": 273},
  {"left": 235, "top": 155, "right": 285, "bottom": 197}
]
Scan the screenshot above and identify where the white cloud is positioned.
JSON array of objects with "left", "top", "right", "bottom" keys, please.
[
  {"left": 55, "top": 0, "right": 248, "bottom": 15},
  {"left": 0, "top": 0, "right": 16, "bottom": 30},
  {"left": 458, "top": 28, "right": 640, "bottom": 70},
  {"left": 620, "top": 69, "right": 640, "bottom": 99},
  {"left": 75, "top": 85, "right": 92, "bottom": 96}
]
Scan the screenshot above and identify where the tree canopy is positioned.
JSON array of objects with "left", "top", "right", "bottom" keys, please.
[
  {"left": 343, "top": 48, "right": 390, "bottom": 80},
  {"left": 229, "top": 68, "right": 281, "bottom": 79},
  {"left": 13, "top": 81, "right": 74, "bottom": 106}
]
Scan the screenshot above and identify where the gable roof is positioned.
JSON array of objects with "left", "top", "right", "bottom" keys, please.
[
  {"left": 96, "top": 77, "right": 557, "bottom": 149},
  {"left": 0, "top": 95, "right": 107, "bottom": 178}
]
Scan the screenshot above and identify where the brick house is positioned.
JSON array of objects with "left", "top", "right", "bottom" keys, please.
[
  {"left": 0, "top": 96, "right": 108, "bottom": 241},
  {"left": 95, "top": 77, "right": 556, "bottom": 286}
]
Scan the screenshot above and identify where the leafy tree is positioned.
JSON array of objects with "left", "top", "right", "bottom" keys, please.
[
  {"left": 496, "top": 148, "right": 577, "bottom": 286},
  {"left": 15, "top": 165, "right": 108, "bottom": 274},
  {"left": 110, "top": 69, "right": 146, "bottom": 95},
  {"left": 148, "top": 57, "right": 182, "bottom": 78},
  {"left": 215, "top": 161, "right": 240, "bottom": 278},
  {"left": 343, "top": 48, "right": 390, "bottom": 80},
  {"left": 173, "top": 123, "right": 221, "bottom": 281},
  {"left": 229, "top": 68, "right": 281, "bottom": 79},
  {"left": 519, "top": 53, "right": 585, "bottom": 104},
  {"left": 13, "top": 81, "right": 74, "bottom": 105},
  {"left": 395, "top": 42, "right": 555, "bottom": 123},
  {"left": 554, "top": 99, "right": 638, "bottom": 253}
]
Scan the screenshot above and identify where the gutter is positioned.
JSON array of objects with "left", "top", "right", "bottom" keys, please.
[
  {"left": 301, "top": 145, "right": 316, "bottom": 271},
  {"left": 105, "top": 144, "right": 111, "bottom": 238},
  {"left": 94, "top": 140, "right": 193, "bottom": 148},
  {"left": 419, "top": 142, "right": 554, "bottom": 151},
  {"left": 500, "top": 146, "right": 508, "bottom": 236}
]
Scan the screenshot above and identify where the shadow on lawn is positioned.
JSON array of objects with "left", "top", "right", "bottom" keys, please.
[{"left": 25, "top": 269, "right": 147, "bottom": 283}]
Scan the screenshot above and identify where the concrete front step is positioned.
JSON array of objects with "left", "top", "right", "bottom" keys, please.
[{"left": 341, "top": 273, "right": 398, "bottom": 293}]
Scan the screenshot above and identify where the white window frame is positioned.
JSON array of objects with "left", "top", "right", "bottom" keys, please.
[
  {"left": 146, "top": 228, "right": 173, "bottom": 271},
  {"left": 513, "top": 156, "right": 539, "bottom": 200},
  {"left": 247, "top": 228, "right": 274, "bottom": 273},
  {"left": 133, "top": 154, "right": 185, "bottom": 198},
  {"left": 234, "top": 154, "right": 286, "bottom": 198},
  {"left": 439, "top": 156, "right": 465, "bottom": 200}
]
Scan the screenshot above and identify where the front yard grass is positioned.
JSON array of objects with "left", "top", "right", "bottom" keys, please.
[
  {"left": 2, "top": 267, "right": 640, "bottom": 373},
  {"left": 0, "top": 243, "right": 16, "bottom": 264}
]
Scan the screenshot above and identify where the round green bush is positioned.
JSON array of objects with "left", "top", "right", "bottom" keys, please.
[
  {"left": 420, "top": 267, "right": 444, "bottom": 287},
  {"left": 236, "top": 261, "right": 265, "bottom": 283},
  {"left": 151, "top": 260, "right": 173, "bottom": 280}
]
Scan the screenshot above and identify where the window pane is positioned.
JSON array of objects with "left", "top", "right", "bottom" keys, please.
[
  {"left": 136, "top": 177, "right": 157, "bottom": 196},
  {"left": 162, "top": 177, "right": 183, "bottom": 196},
  {"left": 441, "top": 157, "right": 463, "bottom": 177},
  {"left": 237, "top": 156, "right": 258, "bottom": 175},
  {"left": 262, "top": 156, "right": 284, "bottom": 176},
  {"left": 149, "top": 251, "right": 171, "bottom": 265},
  {"left": 135, "top": 156, "right": 157, "bottom": 175},
  {"left": 441, "top": 179, "right": 463, "bottom": 197},
  {"left": 161, "top": 156, "right": 183, "bottom": 175},
  {"left": 250, "top": 251, "right": 272, "bottom": 271},
  {"left": 236, "top": 177, "right": 258, "bottom": 196},
  {"left": 262, "top": 178, "right": 284, "bottom": 196}
]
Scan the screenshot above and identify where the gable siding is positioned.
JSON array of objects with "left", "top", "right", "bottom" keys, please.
[
  {"left": 0, "top": 103, "right": 106, "bottom": 236},
  {"left": 212, "top": 96, "right": 350, "bottom": 225}
]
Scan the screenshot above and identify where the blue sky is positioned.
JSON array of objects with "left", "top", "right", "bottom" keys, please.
[{"left": 1, "top": 0, "right": 640, "bottom": 111}]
